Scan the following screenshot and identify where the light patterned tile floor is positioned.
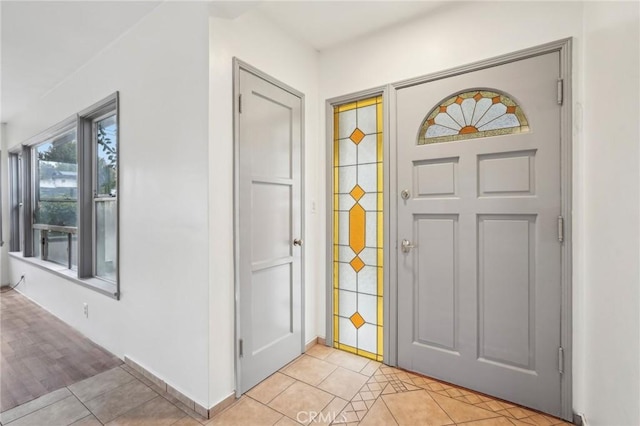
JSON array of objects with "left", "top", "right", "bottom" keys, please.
[
  {"left": 0, "top": 344, "right": 574, "bottom": 426},
  {"left": 0, "top": 298, "right": 576, "bottom": 426}
]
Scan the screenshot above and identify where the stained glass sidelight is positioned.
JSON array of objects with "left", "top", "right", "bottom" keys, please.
[
  {"left": 333, "top": 96, "right": 383, "bottom": 361},
  {"left": 418, "top": 90, "right": 529, "bottom": 145}
]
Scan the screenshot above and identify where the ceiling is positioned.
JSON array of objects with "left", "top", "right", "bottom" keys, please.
[
  {"left": 1, "top": 1, "right": 447, "bottom": 123},
  {"left": 1, "top": 1, "right": 160, "bottom": 122},
  {"left": 255, "top": 1, "right": 449, "bottom": 51}
]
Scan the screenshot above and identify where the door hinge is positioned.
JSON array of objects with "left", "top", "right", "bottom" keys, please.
[
  {"left": 238, "top": 94, "right": 242, "bottom": 113},
  {"left": 557, "top": 79, "right": 564, "bottom": 105},
  {"left": 558, "top": 215, "right": 564, "bottom": 243},
  {"left": 239, "top": 339, "right": 244, "bottom": 358},
  {"left": 558, "top": 347, "right": 565, "bottom": 374}
]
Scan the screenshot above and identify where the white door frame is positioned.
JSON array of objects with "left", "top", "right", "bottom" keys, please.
[
  {"left": 233, "top": 58, "right": 306, "bottom": 396},
  {"left": 325, "top": 38, "right": 573, "bottom": 420}
]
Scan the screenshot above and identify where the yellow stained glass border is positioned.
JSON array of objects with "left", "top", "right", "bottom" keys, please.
[{"left": 336, "top": 342, "right": 383, "bottom": 362}]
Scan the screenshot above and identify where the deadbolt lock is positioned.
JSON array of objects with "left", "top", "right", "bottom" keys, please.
[{"left": 401, "top": 189, "right": 410, "bottom": 200}]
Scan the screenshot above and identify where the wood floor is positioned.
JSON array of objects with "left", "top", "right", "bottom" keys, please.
[{"left": 0, "top": 289, "right": 122, "bottom": 412}]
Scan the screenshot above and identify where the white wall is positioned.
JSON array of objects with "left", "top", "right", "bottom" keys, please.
[
  {"left": 0, "top": 5, "right": 8, "bottom": 287},
  {"left": 209, "top": 9, "right": 321, "bottom": 406},
  {"left": 3, "top": 2, "right": 211, "bottom": 407},
  {"left": 320, "top": 2, "right": 582, "bottom": 99},
  {"left": 582, "top": 2, "right": 640, "bottom": 425},
  {"left": 318, "top": 1, "right": 637, "bottom": 423}
]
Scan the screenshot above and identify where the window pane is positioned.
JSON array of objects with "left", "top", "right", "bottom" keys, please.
[
  {"left": 16, "top": 155, "right": 24, "bottom": 251},
  {"left": 418, "top": 90, "right": 530, "bottom": 145},
  {"left": 47, "top": 231, "right": 70, "bottom": 267},
  {"left": 33, "top": 229, "right": 41, "bottom": 258},
  {"left": 13, "top": 154, "right": 24, "bottom": 252},
  {"left": 34, "top": 130, "right": 77, "bottom": 226},
  {"left": 96, "top": 115, "right": 117, "bottom": 197},
  {"left": 96, "top": 201, "right": 117, "bottom": 281},
  {"left": 71, "top": 233, "right": 78, "bottom": 270}
]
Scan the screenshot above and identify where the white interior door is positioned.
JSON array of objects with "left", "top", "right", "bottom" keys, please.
[
  {"left": 237, "top": 67, "right": 303, "bottom": 393},
  {"left": 396, "top": 52, "right": 563, "bottom": 415}
]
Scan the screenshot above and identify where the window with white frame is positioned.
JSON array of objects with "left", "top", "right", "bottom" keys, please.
[{"left": 8, "top": 93, "right": 119, "bottom": 297}]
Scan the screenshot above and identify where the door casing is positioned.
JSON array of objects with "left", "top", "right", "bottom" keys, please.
[
  {"left": 325, "top": 38, "right": 573, "bottom": 420},
  {"left": 233, "top": 58, "right": 306, "bottom": 396}
]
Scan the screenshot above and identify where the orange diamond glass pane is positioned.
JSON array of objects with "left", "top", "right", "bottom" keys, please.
[
  {"left": 350, "top": 256, "right": 365, "bottom": 273},
  {"left": 350, "top": 312, "right": 365, "bottom": 329},
  {"left": 349, "top": 128, "right": 365, "bottom": 144},
  {"left": 350, "top": 184, "right": 365, "bottom": 201}
]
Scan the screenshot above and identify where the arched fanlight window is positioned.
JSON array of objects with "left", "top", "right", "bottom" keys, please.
[{"left": 418, "top": 90, "right": 529, "bottom": 145}]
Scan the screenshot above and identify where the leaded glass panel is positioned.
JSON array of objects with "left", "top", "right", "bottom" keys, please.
[
  {"left": 333, "top": 96, "right": 383, "bottom": 361},
  {"left": 418, "top": 90, "right": 529, "bottom": 145}
]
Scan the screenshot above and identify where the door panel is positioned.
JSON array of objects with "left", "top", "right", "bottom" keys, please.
[
  {"left": 251, "top": 183, "right": 291, "bottom": 263},
  {"left": 415, "top": 215, "right": 458, "bottom": 351},
  {"left": 415, "top": 159, "right": 458, "bottom": 197},
  {"left": 478, "top": 215, "right": 535, "bottom": 369},
  {"left": 396, "top": 52, "right": 562, "bottom": 415},
  {"left": 251, "top": 264, "right": 293, "bottom": 352},
  {"left": 238, "top": 68, "right": 303, "bottom": 393},
  {"left": 478, "top": 151, "right": 535, "bottom": 196},
  {"left": 249, "top": 94, "right": 292, "bottom": 179}
]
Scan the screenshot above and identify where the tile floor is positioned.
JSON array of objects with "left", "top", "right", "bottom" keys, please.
[
  {"left": 1, "top": 343, "right": 573, "bottom": 426},
  {"left": 0, "top": 363, "right": 208, "bottom": 426},
  {"left": 1, "top": 289, "right": 572, "bottom": 426}
]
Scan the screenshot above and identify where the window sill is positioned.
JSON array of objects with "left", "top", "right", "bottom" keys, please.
[{"left": 8, "top": 252, "right": 119, "bottom": 300}]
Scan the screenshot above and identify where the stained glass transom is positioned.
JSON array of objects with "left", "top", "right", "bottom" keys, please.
[
  {"left": 332, "top": 96, "right": 383, "bottom": 362},
  {"left": 418, "top": 90, "right": 529, "bottom": 145}
]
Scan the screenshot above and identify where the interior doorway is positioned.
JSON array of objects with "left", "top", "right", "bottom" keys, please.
[{"left": 234, "top": 60, "right": 305, "bottom": 394}]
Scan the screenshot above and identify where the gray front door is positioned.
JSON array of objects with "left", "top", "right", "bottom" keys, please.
[
  {"left": 396, "top": 52, "right": 563, "bottom": 415},
  {"left": 237, "top": 67, "right": 303, "bottom": 393}
]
